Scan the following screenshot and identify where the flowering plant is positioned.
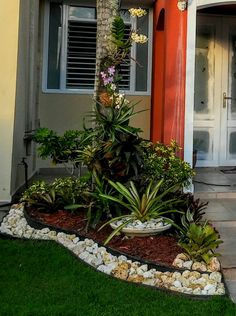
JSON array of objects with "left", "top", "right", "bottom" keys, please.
[
  {"left": 129, "top": 8, "right": 147, "bottom": 17},
  {"left": 99, "top": 7, "right": 148, "bottom": 108}
]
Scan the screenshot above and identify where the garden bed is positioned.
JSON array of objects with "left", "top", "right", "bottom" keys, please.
[
  {"left": 0, "top": 205, "right": 227, "bottom": 298},
  {"left": 26, "top": 207, "right": 182, "bottom": 268}
]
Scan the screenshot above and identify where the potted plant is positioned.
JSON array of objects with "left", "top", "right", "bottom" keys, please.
[{"left": 99, "top": 179, "right": 182, "bottom": 244}]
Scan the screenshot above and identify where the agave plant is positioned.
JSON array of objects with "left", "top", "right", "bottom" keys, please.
[{"left": 99, "top": 179, "right": 182, "bottom": 244}]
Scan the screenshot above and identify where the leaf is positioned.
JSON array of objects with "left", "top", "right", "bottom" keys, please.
[{"left": 103, "top": 217, "right": 134, "bottom": 245}]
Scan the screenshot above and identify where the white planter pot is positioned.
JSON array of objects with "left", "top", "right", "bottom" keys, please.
[{"left": 110, "top": 217, "right": 172, "bottom": 237}]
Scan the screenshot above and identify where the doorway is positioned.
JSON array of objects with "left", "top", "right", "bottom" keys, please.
[{"left": 194, "top": 13, "right": 236, "bottom": 167}]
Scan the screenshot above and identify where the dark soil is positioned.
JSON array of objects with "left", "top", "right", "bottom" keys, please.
[{"left": 27, "top": 209, "right": 182, "bottom": 267}]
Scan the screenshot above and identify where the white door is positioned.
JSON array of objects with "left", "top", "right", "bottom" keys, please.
[{"left": 194, "top": 15, "right": 236, "bottom": 167}]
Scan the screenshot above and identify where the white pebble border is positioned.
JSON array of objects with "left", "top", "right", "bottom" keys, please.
[{"left": 0, "top": 204, "right": 226, "bottom": 297}]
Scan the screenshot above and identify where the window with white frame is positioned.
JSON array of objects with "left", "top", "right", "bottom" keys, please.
[{"left": 43, "top": 1, "right": 152, "bottom": 94}]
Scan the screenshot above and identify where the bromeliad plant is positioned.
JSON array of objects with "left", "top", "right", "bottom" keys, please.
[
  {"left": 99, "top": 179, "right": 182, "bottom": 244},
  {"left": 178, "top": 222, "right": 223, "bottom": 264}
]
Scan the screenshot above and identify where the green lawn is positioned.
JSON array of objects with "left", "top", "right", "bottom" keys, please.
[{"left": 0, "top": 238, "right": 235, "bottom": 316}]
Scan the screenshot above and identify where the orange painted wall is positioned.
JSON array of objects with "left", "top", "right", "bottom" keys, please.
[{"left": 151, "top": 0, "right": 187, "bottom": 151}]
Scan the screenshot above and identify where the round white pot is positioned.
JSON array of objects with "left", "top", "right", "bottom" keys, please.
[{"left": 110, "top": 217, "right": 172, "bottom": 237}]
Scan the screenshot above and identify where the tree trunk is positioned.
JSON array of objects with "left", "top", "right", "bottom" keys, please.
[{"left": 94, "top": 0, "right": 119, "bottom": 97}]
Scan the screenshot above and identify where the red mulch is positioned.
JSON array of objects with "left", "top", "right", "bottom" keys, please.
[{"left": 27, "top": 209, "right": 182, "bottom": 267}]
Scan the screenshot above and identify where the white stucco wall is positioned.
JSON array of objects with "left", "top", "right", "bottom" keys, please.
[
  {"left": 0, "top": 1, "right": 20, "bottom": 202},
  {"left": 37, "top": 92, "right": 151, "bottom": 169},
  {"left": 11, "top": 0, "right": 40, "bottom": 196}
]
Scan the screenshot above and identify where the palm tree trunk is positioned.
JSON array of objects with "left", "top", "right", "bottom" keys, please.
[{"left": 94, "top": 0, "right": 119, "bottom": 98}]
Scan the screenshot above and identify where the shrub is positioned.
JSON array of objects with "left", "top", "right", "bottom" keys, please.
[
  {"left": 141, "top": 140, "right": 195, "bottom": 190},
  {"left": 20, "top": 181, "right": 61, "bottom": 213},
  {"left": 21, "top": 177, "right": 91, "bottom": 213}
]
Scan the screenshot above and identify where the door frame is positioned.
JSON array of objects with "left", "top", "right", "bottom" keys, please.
[{"left": 184, "top": 0, "right": 236, "bottom": 167}]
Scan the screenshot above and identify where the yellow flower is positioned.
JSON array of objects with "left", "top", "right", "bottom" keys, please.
[
  {"left": 129, "top": 8, "right": 147, "bottom": 18},
  {"left": 131, "top": 32, "right": 148, "bottom": 44}
]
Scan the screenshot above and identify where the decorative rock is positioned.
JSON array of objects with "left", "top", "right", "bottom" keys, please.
[
  {"left": 112, "top": 262, "right": 130, "bottom": 280},
  {"left": 173, "top": 280, "right": 182, "bottom": 288},
  {"left": 73, "top": 237, "right": 79, "bottom": 244},
  {"left": 182, "top": 270, "right": 191, "bottom": 278},
  {"left": 172, "top": 258, "right": 184, "bottom": 268},
  {"left": 182, "top": 260, "right": 193, "bottom": 270},
  {"left": 175, "top": 253, "right": 189, "bottom": 261},
  {"left": 142, "top": 278, "right": 156, "bottom": 286},
  {"left": 172, "top": 272, "right": 182, "bottom": 279},
  {"left": 127, "top": 275, "right": 144, "bottom": 283},
  {"left": 209, "top": 272, "right": 222, "bottom": 283},
  {"left": 207, "top": 257, "right": 221, "bottom": 272},
  {"left": 192, "top": 262, "right": 207, "bottom": 272}
]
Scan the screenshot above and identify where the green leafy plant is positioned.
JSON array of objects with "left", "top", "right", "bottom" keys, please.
[
  {"left": 52, "top": 177, "right": 90, "bottom": 206},
  {"left": 21, "top": 177, "right": 91, "bottom": 213},
  {"left": 81, "top": 99, "right": 145, "bottom": 181},
  {"left": 21, "top": 181, "right": 62, "bottom": 213},
  {"left": 33, "top": 128, "right": 94, "bottom": 168},
  {"left": 99, "top": 179, "right": 182, "bottom": 244},
  {"left": 164, "top": 192, "right": 208, "bottom": 233},
  {"left": 141, "top": 140, "right": 195, "bottom": 190},
  {"left": 178, "top": 222, "right": 223, "bottom": 264},
  {"left": 65, "top": 172, "right": 120, "bottom": 230}
]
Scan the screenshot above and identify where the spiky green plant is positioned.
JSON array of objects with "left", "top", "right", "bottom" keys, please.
[{"left": 99, "top": 179, "right": 181, "bottom": 244}]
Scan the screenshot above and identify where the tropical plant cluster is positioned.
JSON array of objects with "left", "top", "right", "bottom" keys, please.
[{"left": 23, "top": 7, "right": 222, "bottom": 263}]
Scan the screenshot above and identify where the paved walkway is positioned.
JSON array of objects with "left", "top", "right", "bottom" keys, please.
[
  {"left": 197, "top": 199, "right": 236, "bottom": 303},
  {"left": 194, "top": 168, "right": 236, "bottom": 303}
]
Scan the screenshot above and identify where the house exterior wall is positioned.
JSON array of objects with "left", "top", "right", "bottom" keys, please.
[
  {"left": 152, "top": 0, "right": 188, "bottom": 152},
  {"left": 37, "top": 92, "right": 151, "bottom": 169},
  {"left": 11, "top": 0, "right": 40, "bottom": 197},
  {"left": 0, "top": 1, "right": 20, "bottom": 202}
]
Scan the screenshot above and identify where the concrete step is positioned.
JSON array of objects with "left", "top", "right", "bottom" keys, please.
[
  {"left": 194, "top": 192, "right": 236, "bottom": 199},
  {"left": 223, "top": 269, "right": 236, "bottom": 304}
]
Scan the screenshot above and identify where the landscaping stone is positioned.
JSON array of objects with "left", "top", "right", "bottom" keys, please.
[{"left": 0, "top": 204, "right": 226, "bottom": 297}]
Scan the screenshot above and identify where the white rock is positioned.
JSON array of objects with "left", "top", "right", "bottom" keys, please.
[
  {"left": 78, "top": 251, "right": 90, "bottom": 261},
  {"left": 73, "top": 237, "right": 79, "bottom": 244},
  {"left": 192, "top": 262, "right": 207, "bottom": 272},
  {"left": 103, "top": 252, "right": 117, "bottom": 264},
  {"left": 118, "top": 255, "right": 127, "bottom": 262},
  {"left": 97, "top": 247, "right": 107, "bottom": 255},
  {"left": 143, "top": 271, "right": 155, "bottom": 279},
  {"left": 172, "top": 272, "right": 182, "bottom": 279},
  {"left": 207, "top": 285, "right": 217, "bottom": 295},
  {"left": 204, "top": 284, "right": 216, "bottom": 292},
  {"left": 142, "top": 278, "right": 156, "bottom": 286},
  {"left": 182, "top": 260, "right": 193, "bottom": 270},
  {"left": 84, "top": 238, "right": 94, "bottom": 246},
  {"left": 192, "top": 288, "right": 202, "bottom": 295},
  {"left": 216, "top": 285, "right": 225, "bottom": 295},
  {"left": 97, "top": 262, "right": 118, "bottom": 275},
  {"left": 172, "top": 258, "right": 184, "bottom": 268},
  {"left": 209, "top": 272, "right": 222, "bottom": 283},
  {"left": 173, "top": 280, "right": 182, "bottom": 288}
]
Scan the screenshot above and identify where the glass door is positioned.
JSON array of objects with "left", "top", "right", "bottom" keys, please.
[{"left": 194, "top": 15, "right": 236, "bottom": 167}]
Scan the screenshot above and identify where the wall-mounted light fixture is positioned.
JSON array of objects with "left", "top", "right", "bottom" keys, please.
[{"left": 177, "top": 0, "right": 188, "bottom": 11}]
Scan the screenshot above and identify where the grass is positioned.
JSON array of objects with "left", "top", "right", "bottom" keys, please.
[{"left": 0, "top": 238, "right": 235, "bottom": 316}]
